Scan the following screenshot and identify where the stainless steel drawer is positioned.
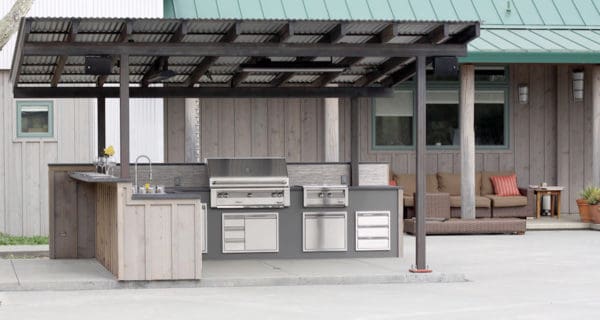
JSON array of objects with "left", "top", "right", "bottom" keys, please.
[
  {"left": 222, "top": 212, "right": 279, "bottom": 253},
  {"left": 303, "top": 212, "right": 347, "bottom": 252},
  {"left": 355, "top": 211, "right": 390, "bottom": 251}
]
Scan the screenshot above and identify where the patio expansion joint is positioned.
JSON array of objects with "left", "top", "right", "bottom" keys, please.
[
  {"left": 9, "top": 260, "right": 21, "bottom": 286},
  {"left": 258, "top": 260, "right": 298, "bottom": 276}
]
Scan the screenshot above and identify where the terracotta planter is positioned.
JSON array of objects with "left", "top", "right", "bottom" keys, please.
[
  {"left": 590, "top": 204, "right": 600, "bottom": 224},
  {"left": 576, "top": 198, "right": 592, "bottom": 222}
]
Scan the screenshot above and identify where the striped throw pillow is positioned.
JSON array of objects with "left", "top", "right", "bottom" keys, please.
[{"left": 490, "top": 175, "right": 521, "bottom": 196}]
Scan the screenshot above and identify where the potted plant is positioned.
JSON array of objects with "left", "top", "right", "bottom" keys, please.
[
  {"left": 582, "top": 186, "right": 600, "bottom": 223},
  {"left": 577, "top": 186, "right": 594, "bottom": 222},
  {"left": 588, "top": 189, "right": 600, "bottom": 224}
]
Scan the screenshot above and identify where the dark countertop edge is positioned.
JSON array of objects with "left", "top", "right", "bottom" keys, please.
[
  {"left": 49, "top": 162, "right": 389, "bottom": 167},
  {"left": 132, "top": 193, "right": 203, "bottom": 200},
  {"left": 69, "top": 172, "right": 131, "bottom": 183}
]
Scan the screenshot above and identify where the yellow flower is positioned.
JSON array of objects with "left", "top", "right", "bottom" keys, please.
[{"left": 104, "top": 145, "right": 115, "bottom": 157}]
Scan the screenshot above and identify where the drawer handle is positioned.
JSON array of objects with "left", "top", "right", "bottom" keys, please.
[
  {"left": 244, "top": 215, "right": 277, "bottom": 219},
  {"left": 223, "top": 226, "right": 245, "bottom": 231},
  {"left": 357, "top": 225, "right": 389, "bottom": 228},
  {"left": 224, "top": 238, "right": 245, "bottom": 243},
  {"left": 357, "top": 236, "right": 389, "bottom": 240}
]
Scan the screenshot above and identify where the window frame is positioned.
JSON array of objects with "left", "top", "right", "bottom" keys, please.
[
  {"left": 16, "top": 100, "right": 54, "bottom": 139},
  {"left": 371, "top": 66, "right": 510, "bottom": 151}
]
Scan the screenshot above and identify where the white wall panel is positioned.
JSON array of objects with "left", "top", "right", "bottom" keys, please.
[
  {"left": 0, "top": 0, "right": 163, "bottom": 69},
  {"left": 105, "top": 98, "right": 165, "bottom": 163}
]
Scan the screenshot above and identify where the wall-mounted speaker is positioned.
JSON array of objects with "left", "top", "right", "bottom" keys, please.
[
  {"left": 433, "top": 57, "right": 458, "bottom": 79},
  {"left": 85, "top": 56, "right": 112, "bottom": 75}
]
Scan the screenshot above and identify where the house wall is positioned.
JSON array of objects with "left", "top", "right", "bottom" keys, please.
[
  {"left": 0, "top": 71, "right": 96, "bottom": 236},
  {"left": 167, "top": 64, "right": 591, "bottom": 214},
  {"left": 0, "top": 0, "right": 164, "bottom": 236}
]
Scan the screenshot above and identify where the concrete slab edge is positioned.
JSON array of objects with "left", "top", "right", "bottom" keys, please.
[
  {"left": 591, "top": 224, "right": 600, "bottom": 231},
  {"left": 0, "top": 273, "right": 467, "bottom": 292}
]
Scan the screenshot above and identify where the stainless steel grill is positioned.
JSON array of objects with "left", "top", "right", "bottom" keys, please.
[
  {"left": 303, "top": 185, "right": 348, "bottom": 208},
  {"left": 208, "top": 158, "right": 290, "bottom": 208}
]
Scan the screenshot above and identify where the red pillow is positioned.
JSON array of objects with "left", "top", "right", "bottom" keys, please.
[{"left": 490, "top": 175, "right": 521, "bottom": 196}]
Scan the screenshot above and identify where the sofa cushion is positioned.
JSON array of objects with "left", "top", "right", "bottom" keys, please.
[
  {"left": 490, "top": 174, "right": 521, "bottom": 196},
  {"left": 486, "top": 195, "right": 528, "bottom": 207},
  {"left": 437, "top": 172, "right": 482, "bottom": 196},
  {"left": 449, "top": 196, "right": 492, "bottom": 208},
  {"left": 481, "top": 171, "right": 515, "bottom": 195},
  {"left": 404, "top": 196, "right": 414, "bottom": 207},
  {"left": 394, "top": 174, "right": 438, "bottom": 195}
]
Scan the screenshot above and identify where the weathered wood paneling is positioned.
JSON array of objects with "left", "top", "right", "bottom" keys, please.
[
  {"left": 119, "top": 187, "right": 203, "bottom": 281},
  {"left": 96, "top": 183, "right": 118, "bottom": 275}
]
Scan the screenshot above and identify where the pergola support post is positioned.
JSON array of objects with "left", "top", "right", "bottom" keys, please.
[
  {"left": 324, "top": 96, "right": 339, "bottom": 162},
  {"left": 350, "top": 97, "right": 359, "bottom": 186},
  {"left": 119, "top": 54, "right": 130, "bottom": 178},
  {"left": 460, "top": 64, "right": 476, "bottom": 219},
  {"left": 592, "top": 65, "right": 600, "bottom": 186},
  {"left": 97, "top": 97, "right": 106, "bottom": 157},
  {"left": 410, "top": 56, "right": 430, "bottom": 273}
]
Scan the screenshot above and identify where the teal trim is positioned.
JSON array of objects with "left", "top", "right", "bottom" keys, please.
[
  {"left": 460, "top": 51, "right": 600, "bottom": 64},
  {"left": 16, "top": 101, "right": 54, "bottom": 139}
]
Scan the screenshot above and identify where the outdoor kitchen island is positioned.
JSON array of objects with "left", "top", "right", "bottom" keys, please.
[{"left": 48, "top": 160, "right": 403, "bottom": 281}]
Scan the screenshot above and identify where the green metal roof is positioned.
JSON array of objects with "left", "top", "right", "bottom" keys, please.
[{"left": 164, "top": 0, "right": 600, "bottom": 63}]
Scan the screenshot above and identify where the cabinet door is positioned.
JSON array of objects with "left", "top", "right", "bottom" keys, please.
[
  {"left": 244, "top": 214, "right": 278, "bottom": 252},
  {"left": 303, "top": 212, "right": 347, "bottom": 252}
]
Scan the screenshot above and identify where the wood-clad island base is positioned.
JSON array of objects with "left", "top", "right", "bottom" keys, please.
[{"left": 50, "top": 166, "right": 204, "bottom": 281}]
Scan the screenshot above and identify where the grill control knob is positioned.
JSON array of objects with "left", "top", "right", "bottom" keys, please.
[
  {"left": 278, "top": 192, "right": 284, "bottom": 198},
  {"left": 327, "top": 192, "right": 333, "bottom": 198},
  {"left": 222, "top": 193, "right": 229, "bottom": 199},
  {"left": 247, "top": 192, "right": 253, "bottom": 198},
  {"left": 271, "top": 192, "right": 278, "bottom": 198},
  {"left": 318, "top": 192, "right": 324, "bottom": 198}
]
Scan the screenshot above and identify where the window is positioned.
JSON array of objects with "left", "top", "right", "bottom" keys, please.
[
  {"left": 373, "top": 88, "right": 507, "bottom": 149},
  {"left": 17, "top": 101, "right": 53, "bottom": 138},
  {"left": 374, "top": 91, "right": 413, "bottom": 146}
]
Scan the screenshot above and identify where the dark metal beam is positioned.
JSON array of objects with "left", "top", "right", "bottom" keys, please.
[
  {"left": 380, "top": 57, "right": 433, "bottom": 88},
  {"left": 10, "top": 19, "right": 31, "bottom": 89},
  {"left": 13, "top": 86, "right": 393, "bottom": 98},
  {"left": 277, "top": 22, "right": 294, "bottom": 43},
  {"left": 447, "top": 24, "right": 480, "bottom": 44},
  {"left": 97, "top": 20, "right": 132, "bottom": 87},
  {"left": 170, "top": 21, "right": 188, "bottom": 42},
  {"left": 325, "top": 23, "right": 348, "bottom": 44},
  {"left": 184, "top": 22, "right": 241, "bottom": 87},
  {"left": 119, "top": 54, "right": 130, "bottom": 178},
  {"left": 350, "top": 97, "right": 360, "bottom": 186},
  {"left": 411, "top": 55, "right": 430, "bottom": 273},
  {"left": 51, "top": 20, "right": 79, "bottom": 87},
  {"left": 354, "top": 57, "right": 412, "bottom": 87},
  {"left": 23, "top": 41, "right": 468, "bottom": 58},
  {"left": 97, "top": 97, "right": 106, "bottom": 157}
]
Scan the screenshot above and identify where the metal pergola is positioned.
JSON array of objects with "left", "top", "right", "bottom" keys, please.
[{"left": 10, "top": 17, "right": 479, "bottom": 272}]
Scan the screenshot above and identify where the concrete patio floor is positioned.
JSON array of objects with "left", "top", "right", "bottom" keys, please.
[
  {"left": 1, "top": 230, "right": 599, "bottom": 320},
  {"left": 0, "top": 255, "right": 465, "bottom": 291}
]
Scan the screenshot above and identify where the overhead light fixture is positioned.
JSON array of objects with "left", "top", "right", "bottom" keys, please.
[
  {"left": 239, "top": 61, "right": 347, "bottom": 73},
  {"left": 572, "top": 70, "right": 584, "bottom": 101},
  {"left": 145, "top": 58, "right": 177, "bottom": 83},
  {"left": 518, "top": 83, "right": 529, "bottom": 104}
]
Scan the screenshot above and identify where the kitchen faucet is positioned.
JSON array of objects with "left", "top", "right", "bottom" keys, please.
[{"left": 134, "top": 155, "right": 153, "bottom": 193}]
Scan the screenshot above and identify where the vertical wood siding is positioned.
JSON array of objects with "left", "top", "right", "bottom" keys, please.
[
  {"left": 167, "top": 98, "right": 326, "bottom": 161},
  {"left": 161, "top": 64, "right": 586, "bottom": 215}
]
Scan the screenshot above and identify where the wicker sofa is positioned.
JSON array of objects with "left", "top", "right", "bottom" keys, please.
[
  {"left": 403, "top": 193, "right": 527, "bottom": 235},
  {"left": 397, "top": 171, "right": 534, "bottom": 219}
]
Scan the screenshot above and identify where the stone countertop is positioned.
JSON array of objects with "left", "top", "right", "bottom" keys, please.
[{"left": 69, "top": 172, "right": 131, "bottom": 183}]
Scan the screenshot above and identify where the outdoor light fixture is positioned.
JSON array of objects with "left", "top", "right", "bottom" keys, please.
[
  {"left": 145, "top": 58, "right": 177, "bottom": 82},
  {"left": 573, "top": 70, "right": 584, "bottom": 101},
  {"left": 239, "top": 61, "right": 347, "bottom": 73},
  {"left": 518, "top": 84, "right": 529, "bottom": 104}
]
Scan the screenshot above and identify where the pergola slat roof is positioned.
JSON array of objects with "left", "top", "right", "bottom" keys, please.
[{"left": 11, "top": 17, "right": 479, "bottom": 97}]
